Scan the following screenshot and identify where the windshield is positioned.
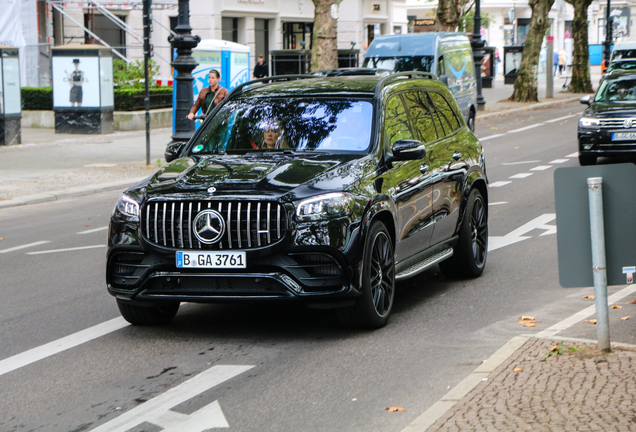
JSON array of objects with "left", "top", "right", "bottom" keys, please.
[
  {"left": 607, "top": 61, "right": 636, "bottom": 72},
  {"left": 595, "top": 78, "right": 636, "bottom": 102},
  {"left": 611, "top": 49, "right": 636, "bottom": 61},
  {"left": 189, "top": 98, "right": 373, "bottom": 155},
  {"left": 363, "top": 56, "right": 434, "bottom": 73}
]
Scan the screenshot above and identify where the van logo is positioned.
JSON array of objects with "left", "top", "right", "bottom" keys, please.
[{"left": 208, "top": 187, "right": 216, "bottom": 193}]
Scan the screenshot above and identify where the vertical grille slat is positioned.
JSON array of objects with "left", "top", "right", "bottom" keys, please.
[{"left": 143, "top": 200, "right": 286, "bottom": 251}]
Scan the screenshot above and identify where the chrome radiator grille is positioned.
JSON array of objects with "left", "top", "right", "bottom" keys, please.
[
  {"left": 599, "top": 118, "right": 636, "bottom": 128},
  {"left": 142, "top": 200, "right": 287, "bottom": 250}
]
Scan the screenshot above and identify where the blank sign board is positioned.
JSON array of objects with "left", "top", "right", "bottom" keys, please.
[{"left": 554, "top": 163, "right": 636, "bottom": 288}]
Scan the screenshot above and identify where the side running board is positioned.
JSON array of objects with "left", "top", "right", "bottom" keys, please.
[{"left": 395, "top": 248, "right": 454, "bottom": 281}]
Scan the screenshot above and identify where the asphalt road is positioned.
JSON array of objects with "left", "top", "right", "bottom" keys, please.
[{"left": 2, "top": 101, "right": 628, "bottom": 432}]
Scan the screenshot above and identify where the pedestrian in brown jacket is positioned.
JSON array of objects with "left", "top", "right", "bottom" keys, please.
[{"left": 187, "top": 69, "right": 229, "bottom": 120}]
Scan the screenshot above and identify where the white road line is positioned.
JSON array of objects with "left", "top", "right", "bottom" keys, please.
[
  {"left": 488, "top": 213, "right": 556, "bottom": 252},
  {"left": 26, "top": 245, "right": 106, "bottom": 255},
  {"left": 509, "top": 173, "right": 533, "bottom": 179},
  {"left": 550, "top": 159, "right": 569, "bottom": 164},
  {"left": 530, "top": 165, "right": 553, "bottom": 171},
  {"left": 77, "top": 226, "right": 108, "bottom": 235},
  {"left": 0, "top": 241, "right": 51, "bottom": 254},
  {"left": 0, "top": 317, "right": 129, "bottom": 377},
  {"left": 488, "top": 202, "right": 508, "bottom": 206},
  {"left": 489, "top": 181, "right": 512, "bottom": 188},
  {"left": 501, "top": 160, "right": 541, "bottom": 166},
  {"left": 508, "top": 124, "right": 542, "bottom": 133},
  {"left": 480, "top": 134, "right": 505, "bottom": 141},
  {"left": 534, "top": 284, "right": 636, "bottom": 338},
  {"left": 566, "top": 152, "right": 579, "bottom": 158},
  {"left": 545, "top": 114, "right": 576, "bottom": 123}
]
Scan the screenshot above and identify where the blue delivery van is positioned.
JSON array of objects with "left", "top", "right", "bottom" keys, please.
[{"left": 363, "top": 33, "right": 478, "bottom": 131}]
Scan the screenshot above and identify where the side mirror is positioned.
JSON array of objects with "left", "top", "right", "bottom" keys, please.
[
  {"left": 165, "top": 141, "right": 186, "bottom": 162},
  {"left": 390, "top": 139, "right": 426, "bottom": 161},
  {"left": 439, "top": 75, "right": 449, "bottom": 86},
  {"left": 580, "top": 95, "right": 591, "bottom": 106}
]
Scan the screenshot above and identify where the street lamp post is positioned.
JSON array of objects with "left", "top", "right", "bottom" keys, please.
[
  {"left": 167, "top": 0, "right": 200, "bottom": 145},
  {"left": 472, "top": 0, "right": 486, "bottom": 110},
  {"left": 603, "top": 0, "right": 612, "bottom": 64}
]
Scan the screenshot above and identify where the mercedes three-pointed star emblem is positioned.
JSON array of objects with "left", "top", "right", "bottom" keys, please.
[{"left": 193, "top": 210, "right": 225, "bottom": 244}]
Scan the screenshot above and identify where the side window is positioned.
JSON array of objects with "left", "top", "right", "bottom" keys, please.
[
  {"left": 437, "top": 56, "right": 445, "bottom": 77},
  {"left": 384, "top": 94, "right": 413, "bottom": 147},
  {"left": 402, "top": 90, "right": 438, "bottom": 143},
  {"left": 428, "top": 91, "right": 460, "bottom": 133}
]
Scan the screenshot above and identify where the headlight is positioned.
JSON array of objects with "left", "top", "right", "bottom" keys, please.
[
  {"left": 579, "top": 117, "right": 600, "bottom": 127},
  {"left": 113, "top": 194, "right": 141, "bottom": 221},
  {"left": 295, "top": 192, "right": 354, "bottom": 221}
]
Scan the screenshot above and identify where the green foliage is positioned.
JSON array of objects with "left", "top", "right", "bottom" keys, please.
[
  {"left": 113, "top": 58, "right": 160, "bottom": 87},
  {"left": 21, "top": 86, "right": 53, "bottom": 110},
  {"left": 114, "top": 87, "right": 173, "bottom": 111},
  {"left": 458, "top": 10, "right": 492, "bottom": 33}
]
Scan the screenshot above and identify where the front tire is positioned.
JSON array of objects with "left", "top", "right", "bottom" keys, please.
[
  {"left": 467, "top": 110, "right": 476, "bottom": 132},
  {"left": 439, "top": 188, "right": 488, "bottom": 278},
  {"left": 579, "top": 154, "right": 597, "bottom": 166},
  {"left": 337, "top": 221, "right": 395, "bottom": 329},
  {"left": 117, "top": 299, "right": 180, "bottom": 325}
]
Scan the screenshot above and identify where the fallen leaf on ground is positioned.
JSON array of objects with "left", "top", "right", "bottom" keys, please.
[
  {"left": 0, "top": 238, "right": 4, "bottom": 241},
  {"left": 519, "top": 316, "right": 536, "bottom": 321},
  {"left": 584, "top": 319, "right": 597, "bottom": 324},
  {"left": 612, "top": 305, "right": 623, "bottom": 309},
  {"left": 622, "top": 316, "right": 630, "bottom": 320},
  {"left": 514, "top": 368, "right": 523, "bottom": 372},
  {"left": 583, "top": 295, "right": 595, "bottom": 299},
  {"left": 550, "top": 343, "right": 561, "bottom": 352},
  {"left": 386, "top": 407, "right": 405, "bottom": 412},
  {"left": 629, "top": 300, "right": 636, "bottom": 304},
  {"left": 522, "top": 323, "right": 537, "bottom": 327},
  {"left": 84, "top": 224, "right": 90, "bottom": 227}
]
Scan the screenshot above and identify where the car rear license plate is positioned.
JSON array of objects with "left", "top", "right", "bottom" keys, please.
[
  {"left": 176, "top": 251, "right": 246, "bottom": 269},
  {"left": 612, "top": 132, "right": 636, "bottom": 141}
]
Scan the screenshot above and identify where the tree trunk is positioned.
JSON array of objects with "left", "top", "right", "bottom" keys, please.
[
  {"left": 510, "top": 0, "right": 555, "bottom": 102},
  {"left": 436, "top": 0, "right": 468, "bottom": 31},
  {"left": 311, "top": 0, "right": 341, "bottom": 72},
  {"left": 564, "top": 0, "right": 594, "bottom": 93}
]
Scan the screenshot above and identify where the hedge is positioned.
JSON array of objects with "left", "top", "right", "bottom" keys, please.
[{"left": 21, "top": 86, "right": 173, "bottom": 111}]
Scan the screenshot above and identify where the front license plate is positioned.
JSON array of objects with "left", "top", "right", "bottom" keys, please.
[
  {"left": 176, "top": 251, "right": 246, "bottom": 269},
  {"left": 612, "top": 132, "right": 636, "bottom": 141}
]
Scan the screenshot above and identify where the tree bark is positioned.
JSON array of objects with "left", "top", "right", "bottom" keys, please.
[
  {"left": 311, "top": 0, "right": 342, "bottom": 72},
  {"left": 510, "top": 0, "right": 555, "bottom": 102},
  {"left": 436, "top": 0, "right": 469, "bottom": 31},
  {"left": 564, "top": 0, "right": 594, "bottom": 93}
]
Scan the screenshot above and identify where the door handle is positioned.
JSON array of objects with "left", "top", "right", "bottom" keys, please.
[
  {"left": 420, "top": 164, "right": 429, "bottom": 174},
  {"left": 453, "top": 151, "right": 462, "bottom": 161}
]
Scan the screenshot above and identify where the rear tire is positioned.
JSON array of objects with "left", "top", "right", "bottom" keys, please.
[
  {"left": 467, "top": 110, "right": 476, "bottom": 132},
  {"left": 439, "top": 188, "right": 488, "bottom": 279},
  {"left": 579, "top": 154, "right": 597, "bottom": 166},
  {"left": 337, "top": 221, "right": 395, "bottom": 329},
  {"left": 117, "top": 299, "right": 180, "bottom": 325}
]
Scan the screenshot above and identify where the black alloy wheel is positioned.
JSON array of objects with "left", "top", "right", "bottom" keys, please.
[
  {"left": 337, "top": 221, "right": 395, "bottom": 329},
  {"left": 117, "top": 299, "right": 180, "bottom": 325},
  {"left": 439, "top": 188, "right": 487, "bottom": 278}
]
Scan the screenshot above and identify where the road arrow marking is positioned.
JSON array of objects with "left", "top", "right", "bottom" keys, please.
[
  {"left": 488, "top": 214, "right": 556, "bottom": 252},
  {"left": 90, "top": 365, "right": 254, "bottom": 432}
]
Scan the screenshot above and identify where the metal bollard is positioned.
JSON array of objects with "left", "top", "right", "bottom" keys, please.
[{"left": 587, "top": 177, "right": 611, "bottom": 352}]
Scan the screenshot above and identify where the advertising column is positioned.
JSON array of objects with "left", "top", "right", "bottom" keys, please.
[
  {"left": 0, "top": 45, "right": 21, "bottom": 146},
  {"left": 52, "top": 45, "right": 114, "bottom": 134}
]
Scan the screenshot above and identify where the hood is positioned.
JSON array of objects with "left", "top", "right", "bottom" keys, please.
[
  {"left": 143, "top": 153, "right": 370, "bottom": 200},
  {"left": 588, "top": 102, "right": 636, "bottom": 117}
]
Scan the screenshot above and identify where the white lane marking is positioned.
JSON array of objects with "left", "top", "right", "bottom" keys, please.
[
  {"left": 488, "top": 202, "right": 508, "bottom": 206},
  {"left": 509, "top": 173, "right": 533, "bottom": 179},
  {"left": 501, "top": 160, "right": 541, "bottom": 166},
  {"left": 545, "top": 114, "right": 576, "bottom": 123},
  {"left": 534, "top": 284, "right": 636, "bottom": 338},
  {"left": 479, "top": 134, "right": 505, "bottom": 141},
  {"left": 26, "top": 245, "right": 106, "bottom": 255},
  {"left": 508, "top": 124, "right": 542, "bottom": 133},
  {"left": 566, "top": 152, "right": 579, "bottom": 158},
  {"left": 0, "top": 317, "right": 129, "bottom": 377},
  {"left": 90, "top": 365, "right": 254, "bottom": 432},
  {"left": 489, "top": 181, "right": 512, "bottom": 188},
  {"left": 488, "top": 214, "right": 556, "bottom": 252},
  {"left": 0, "top": 241, "right": 51, "bottom": 254},
  {"left": 530, "top": 165, "right": 553, "bottom": 171},
  {"left": 550, "top": 159, "right": 569, "bottom": 164},
  {"left": 77, "top": 226, "right": 108, "bottom": 235}
]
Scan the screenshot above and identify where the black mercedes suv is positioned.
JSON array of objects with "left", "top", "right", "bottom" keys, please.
[
  {"left": 579, "top": 70, "right": 636, "bottom": 165},
  {"left": 107, "top": 72, "right": 488, "bottom": 329}
]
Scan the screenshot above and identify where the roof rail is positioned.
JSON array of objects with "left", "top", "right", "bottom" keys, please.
[
  {"left": 225, "top": 74, "right": 316, "bottom": 99},
  {"left": 374, "top": 71, "right": 439, "bottom": 98}
]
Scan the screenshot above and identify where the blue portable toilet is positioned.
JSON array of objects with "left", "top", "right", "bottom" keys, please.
[{"left": 172, "top": 39, "right": 250, "bottom": 132}]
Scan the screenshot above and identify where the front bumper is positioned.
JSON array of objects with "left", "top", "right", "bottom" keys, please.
[{"left": 578, "top": 127, "right": 636, "bottom": 156}]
